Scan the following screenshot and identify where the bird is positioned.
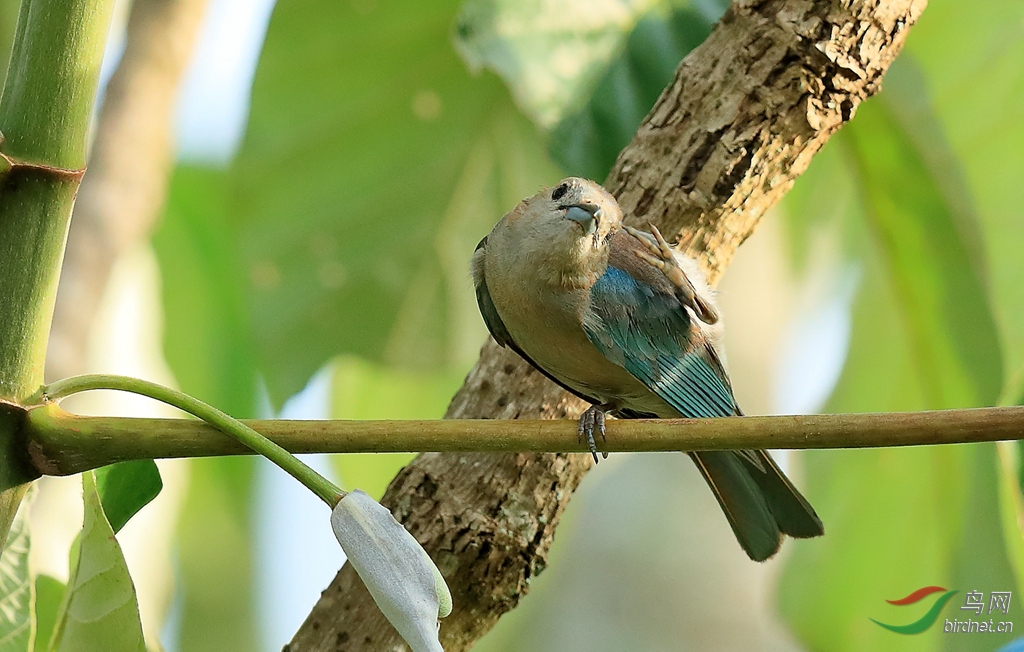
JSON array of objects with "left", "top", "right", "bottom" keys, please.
[{"left": 471, "top": 176, "right": 824, "bottom": 561}]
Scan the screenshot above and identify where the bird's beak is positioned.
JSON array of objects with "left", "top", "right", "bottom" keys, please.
[{"left": 562, "top": 202, "right": 601, "bottom": 236}]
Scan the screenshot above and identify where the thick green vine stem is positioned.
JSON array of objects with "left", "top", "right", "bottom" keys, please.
[
  {"left": 0, "top": 0, "right": 119, "bottom": 553},
  {"left": 39, "top": 374, "right": 345, "bottom": 506}
]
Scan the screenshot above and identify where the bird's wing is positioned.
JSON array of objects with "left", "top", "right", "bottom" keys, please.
[
  {"left": 472, "top": 236, "right": 600, "bottom": 405},
  {"left": 471, "top": 237, "right": 515, "bottom": 348},
  {"left": 582, "top": 262, "right": 738, "bottom": 419}
]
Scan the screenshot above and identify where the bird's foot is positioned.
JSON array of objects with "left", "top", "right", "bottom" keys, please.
[
  {"left": 625, "top": 224, "right": 719, "bottom": 324},
  {"left": 578, "top": 405, "right": 608, "bottom": 464}
]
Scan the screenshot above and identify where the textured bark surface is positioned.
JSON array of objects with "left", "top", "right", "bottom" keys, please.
[
  {"left": 288, "top": 0, "right": 924, "bottom": 649},
  {"left": 46, "top": 0, "right": 207, "bottom": 380}
]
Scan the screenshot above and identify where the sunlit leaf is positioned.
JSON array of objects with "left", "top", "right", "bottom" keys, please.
[
  {"left": 0, "top": 499, "right": 32, "bottom": 652},
  {"left": 842, "top": 87, "right": 1002, "bottom": 409},
  {"left": 49, "top": 472, "right": 145, "bottom": 652},
  {"left": 454, "top": 0, "right": 725, "bottom": 179},
  {"left": 154, "top": 167, "right": 262, "bottom": 651},
  {"left": 455, "top": 0, "right": 664, "bottom": 128},
  {"left": 95, "top": 460, "right": 162, "bottom": 534},
  {"left": 31, "top": 576, "right": 63, "bottom": 652},
  {"left": 550, "top": 2, "right": 722, "bottom": 179}
]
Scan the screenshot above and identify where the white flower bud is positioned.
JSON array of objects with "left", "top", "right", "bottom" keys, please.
[{"left": 331, "top": 490, "right": 452, "bottom": 652}]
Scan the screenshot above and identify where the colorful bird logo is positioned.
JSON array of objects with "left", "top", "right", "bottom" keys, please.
[{"left": 872, "top": 586, "right": 960, "bottom": 634}]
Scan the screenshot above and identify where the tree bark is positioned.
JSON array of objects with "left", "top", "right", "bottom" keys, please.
[
  {"left": 288, "top": 0, "right": 925, "bottom": 649},
  {"left": 46, "top": 0, "right": 208, "bottom": 381}
]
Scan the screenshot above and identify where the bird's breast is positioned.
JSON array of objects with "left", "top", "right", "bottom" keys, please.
[{"left": 485, "top": 260, "right": 661, "bottom": 411}]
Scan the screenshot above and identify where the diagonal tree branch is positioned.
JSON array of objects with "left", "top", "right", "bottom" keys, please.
[{"left": 288, "top": 0, "right": 926, "bottom": 649}]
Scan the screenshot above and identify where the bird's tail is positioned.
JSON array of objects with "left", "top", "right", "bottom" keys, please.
[{"left": 688, "top": 450, "right": 824, "bottom": 562}]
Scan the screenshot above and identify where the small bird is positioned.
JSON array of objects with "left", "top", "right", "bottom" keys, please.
[{"left": 472, "top": 177, "right": 824, "bottom": 561}]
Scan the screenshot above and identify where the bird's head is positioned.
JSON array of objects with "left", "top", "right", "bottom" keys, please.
[
  {"left": 527, "top": 177, "right": 621, "bottom": 242},
  {"left": 496, "top": 178, "right": 622, "bottom": 287}
]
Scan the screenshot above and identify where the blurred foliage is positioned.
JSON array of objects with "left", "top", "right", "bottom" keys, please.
[
  {"left": 11, "top": 0, "right": 1011, "bottom": 648},
  {"left": 456, "top": 0, "right": 728, "bottom": 179},
  {"left": 213, "top": 0, "right": 556, "bottom": 406},
  {"left": 774, "top": 0, "right": 1024, "bottom": 647},
  {"left": 154, "top": 166, "right": 258, "bottom": 419},
  {"left": 173, "top": 458, "right": 258, "bottom": 652}
]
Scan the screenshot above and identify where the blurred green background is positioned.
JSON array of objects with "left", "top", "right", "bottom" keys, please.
[{"left": 6, "top": 0, "right": 1024, "bottom": 649}]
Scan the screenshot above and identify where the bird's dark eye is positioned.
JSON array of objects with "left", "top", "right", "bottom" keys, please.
[{"left": 551, "top": 183, "right": 568, "bottom": 201}]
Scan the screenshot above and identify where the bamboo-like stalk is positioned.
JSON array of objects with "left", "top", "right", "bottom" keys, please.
[
  {"left": 23, "top": 403, "right": 1024, "bottom": 477},
  {"left": 0, "top": 0, "right": 118, "bottom": 551}
]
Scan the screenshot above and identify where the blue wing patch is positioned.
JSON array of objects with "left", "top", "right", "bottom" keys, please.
[{"left": 584, "top": 266, "right": 737, "bottom": 418}]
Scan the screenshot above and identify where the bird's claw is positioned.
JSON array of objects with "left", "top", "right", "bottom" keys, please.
[
  {"left": 625, "top": 224, "right": 719, "bottom": 325},
  {"left": 577, "top": 405, "right": 608, "bottom": 463}
]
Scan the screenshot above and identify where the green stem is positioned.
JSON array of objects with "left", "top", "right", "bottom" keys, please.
[
  {"left": 0, "top": 0, "right": 118, "bottom": 551},
  {"left": 23, "top": 404, "right": 1024, "bottom": 477},
  {"left": 42, "top": 374, "right": 345, "bottom": 507}
]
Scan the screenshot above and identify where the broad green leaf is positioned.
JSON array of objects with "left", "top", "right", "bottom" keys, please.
[
  {"left": 223, "top": 0, "right": 560, "bottom": 405},
  {"left": 330, "top": 357, "right": 464, "bottom": 499},
  {"left": 0, "top": 499, "right": 32, "bottom": 652},
  {"left": 781, "top": 260, "right": 1019, "bottom": 651},
  {"left": 94, "top": 460, "right": 162, "bottom": 534},
  {"left": 153, "top": 166, "right": 258, "bottom": 418},
  {"left": 31, "top": 577, "right": 63, "bottom": 652},
  {"left": 49, "top": 472, "right": 145, "bottom": 652}
]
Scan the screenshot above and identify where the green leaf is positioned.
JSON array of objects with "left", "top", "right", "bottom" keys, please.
[
  {"left": 455, "top": 0, "right": 664, "bottom": 128},
  {"left": 31, "top": 576, "right": 63, "bottom": 652},
  {"left": 220, "top": 0, "right": 560, "bottom": 405},
  {"left": 94, "top": 460, "right": 162, "bottom": 534},
  {"left": 330, "top": 357, "right": 464, "bottom": 499},
  {"left": 49, "top": 472, "right": 145, "bottom": 652},
  {"left": 0, "top": 499, "right": 32, "bottom": 652}
]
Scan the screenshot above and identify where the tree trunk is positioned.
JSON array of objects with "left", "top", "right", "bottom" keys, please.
[{"left": 287, "top": 0, "right": 924, "bottom": 649}]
